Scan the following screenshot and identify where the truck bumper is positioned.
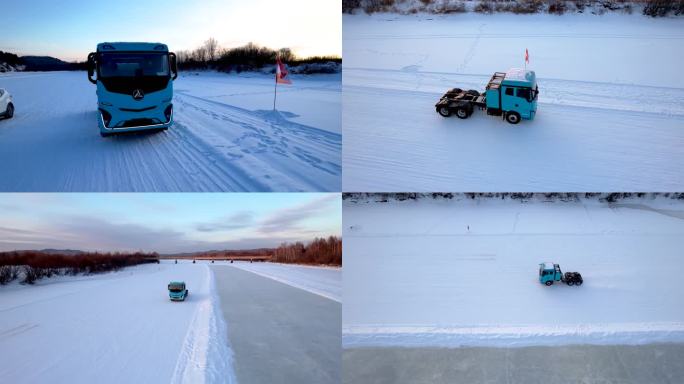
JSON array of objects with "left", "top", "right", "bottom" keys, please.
[{"left": 99, "top": 104, "right": 173, "bottom": 135}]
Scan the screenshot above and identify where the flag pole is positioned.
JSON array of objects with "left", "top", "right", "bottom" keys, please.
[
  {"left": 273, "top": 76, "right": 277, "bottom": 111},
  {"left": 273, "top": 68, "right": 278, "bottom": 111}
]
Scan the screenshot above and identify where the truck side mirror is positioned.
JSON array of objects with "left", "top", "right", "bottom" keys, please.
[
  {"left": 87, "top": 52, "right": 97, "bottom": 84},
  {"left": 169, "top": 52, "right": 178, "bottom": 80}
]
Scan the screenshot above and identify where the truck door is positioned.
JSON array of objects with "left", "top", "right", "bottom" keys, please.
[
  {"left": 502, "top": 86, "right": 532, "bottom": 118},
  {"left": 515, "top": 88, "right": 533, "bottom": 118}
]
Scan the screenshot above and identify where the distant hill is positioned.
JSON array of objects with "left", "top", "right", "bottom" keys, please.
[
  {"left": 0, "top": 50, "right": 86, "bottom": 72},
  {"left": 0, "top": 249, "right": 86, "bottom": 256},
  {"left": 21, "top": 56, "right": 86, "bottom": 71},
  {"left": 38, "top": 249, "right": 85, "bottom": 256},
  {"left": 160, "top": 248, "right": 274, "bottom": 258},
  {"left": 0, "top": 248, "right": 273, "bottom": 258}
]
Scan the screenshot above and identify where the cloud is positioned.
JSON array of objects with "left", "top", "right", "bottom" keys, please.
[
  {"left": 258, "top": 194, "right": 338, "bottom": 234},
  {"left": 0, "top": 225, "right": 73, "bottom": 248},
  {"left": 0, "top": 194, "right": 340, "bottom": 254},
  {"left": 195, "top": 211, "right": 255, "bottom": 232},
  {"left": 56, "top": 216, "right": 188, "bottom": 252}
]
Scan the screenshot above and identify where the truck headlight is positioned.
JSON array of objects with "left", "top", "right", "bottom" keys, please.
[
  {"left": 164, "top": 104, "right": 173, "bottom": 122},
  {"left": 99, "top": 108, "right": 112, "bottom": 127}
]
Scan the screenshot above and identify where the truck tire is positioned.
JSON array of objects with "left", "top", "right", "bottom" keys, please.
[
  {"left": 465, "top": 90, "right": 480, "bottom": 97},
  {"left": 455, "top": 107, "right": 469, "bottom": 119},
  {"left": 438, "top": 106, "right": 451, "bottom": 117},
  {"left": 505, "top": 111, "right": 521, "bottom": 124},
  {"left": 545, "top": 281, "right": 552, "bottom": 286},
  {"left": 576, "top": 281, "right": 582, "bottom": 286},
  {"left": 567, "top": 281, "right": 574, "bottom": 286},
  {"left": 4, "top": 103, "right": 13, "bottom": 118}
]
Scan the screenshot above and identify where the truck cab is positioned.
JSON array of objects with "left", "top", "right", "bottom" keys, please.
[
  {"left": 485, "top": 68, "right": 538, "bottom": 124},
  {"left": 87, "top": 42, "right": 178, "bottom": 137},
  {"left": 168, "top": 281, "right": 188, "bottom": 301},
  {"left": 539, "top": 262, "right": 562, "bottom": 286}
]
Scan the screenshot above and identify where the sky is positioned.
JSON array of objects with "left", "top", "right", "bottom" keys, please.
[
  {"left": 0, "top": 193, "right": 341, "bottom": 254},
  {"left": 0, "top": 0, "right": 341, "bottom": 61}
]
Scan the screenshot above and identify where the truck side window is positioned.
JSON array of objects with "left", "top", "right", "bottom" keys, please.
[
  {"left": 505, "top": 88, "right": 514, "bottom": 96},
  {"left": 517, "top": 88, "right": 531, "bottom": 100}
]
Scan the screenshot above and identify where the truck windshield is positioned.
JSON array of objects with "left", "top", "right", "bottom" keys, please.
[{"left": 99, "top": 53, "right": 169, "bottom": 78}]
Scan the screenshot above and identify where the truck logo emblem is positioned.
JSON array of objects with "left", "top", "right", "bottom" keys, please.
[{"left": 132, "top": 89, "right": 144, "bottom": 100}]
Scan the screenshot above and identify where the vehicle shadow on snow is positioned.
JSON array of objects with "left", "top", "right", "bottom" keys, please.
[
  {"left": 167, "top": 291, "right": 208, "bottom": 304},
  {"left": 99, "top": 129, "right": 168, "bottom": 141}
]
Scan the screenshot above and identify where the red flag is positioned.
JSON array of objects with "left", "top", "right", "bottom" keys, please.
[
  {"left": 525, "top": 48, "right": 529, "bottom": 64},
  {"left": 276, "top": 58, "right": 292, "bottom": 85}
]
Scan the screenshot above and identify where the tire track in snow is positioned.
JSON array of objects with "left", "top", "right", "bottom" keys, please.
[
  {"left": 174, "top": 91, "right": 342, "bottom": 191},
  {"left": 344, "top": 68, "right": 684, "bottom": 117},
  {"left": 171, "top": 266, "right": 237, "bottom": 384}
]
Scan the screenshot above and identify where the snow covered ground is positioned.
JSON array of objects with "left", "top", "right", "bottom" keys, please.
[
  {"left": 342, "top": 13, "right": 684, "bottom": 191},
  {"left": 0, "top": 71, "right": 341, "bottom": 192},
  {"left": 343, "top": 195, "right": 684, "bottom": 347},
  {"left": 0, "top": 261, "right": 234, "bottom": 384},
  {"left": 230, "top": 261, "right": 342, "bottom": 302}
]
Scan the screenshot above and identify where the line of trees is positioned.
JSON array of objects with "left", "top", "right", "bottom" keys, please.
[
  {"left": 0, "top": 251, "right": 159, "bottom": 285},
  {"left": 0, "top": 51, "right": 22, "bottom": 67},
  {"left": 343, "top": 192, "right": 684, "bottom": 204},
  {"left": 343, "top": 1, "right": 683, "bottom": 16},
  {"left": 177, "top": 38, "right": 341, "bottom": 73},
  {"left": 273, "top": 236, "right": 342, "bottom": 266}
]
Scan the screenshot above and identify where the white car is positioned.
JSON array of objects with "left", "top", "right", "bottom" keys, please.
[{"left": 0, "top": 88, "right": 14, "bottom": 119}]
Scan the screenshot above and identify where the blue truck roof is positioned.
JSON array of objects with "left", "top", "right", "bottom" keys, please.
[
  {"left": 97, "top": 42, "right": 169, "bottom": 52},
  {"left": 502, "top": 68, "right": 536, "bottom": 87}
]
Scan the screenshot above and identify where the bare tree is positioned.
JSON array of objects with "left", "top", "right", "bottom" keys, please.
[
  {"left": 277, "top": 48, "right": 294, "bottom": 62},
  {"left": 194, "top": 46, "right": 207, "bottom": 64},
  {"left": 204, "top": 38, "right": 219, "bottom": 62}
]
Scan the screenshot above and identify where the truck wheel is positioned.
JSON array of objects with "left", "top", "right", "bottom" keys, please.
[
  {"left": 545, "top": 281, "right": 552, "bottom": 286},
  {"left": 576, "top": 281, "right": 582, "bottom": 286},
  {"left": 455, "top": 107, "right": 469, "bottom": 119},
  {"left": 438, "top": 106, "right": 451, "bottom": 117},
  {"left": 5, "top": 103, "right": 13, "bottom": 118},
  {"left": 567, "top": 281, "right": 574, "bottom": 286},
  {"left": 505, "top": 111, "right": 521, "bottom": 124}
]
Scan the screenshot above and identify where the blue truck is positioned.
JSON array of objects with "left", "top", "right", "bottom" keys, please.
[
  {"left": 436, "top": 69, "right": 538, "bottom": 124},
  {"left": 168, "top": 281, "right": 189, "bottom": 301},
  {"left": 87, "top": 42, "right": 178, "bottom": 137},
  {"left": 539, "top": 262, "right": 583, "bottom": 286}
]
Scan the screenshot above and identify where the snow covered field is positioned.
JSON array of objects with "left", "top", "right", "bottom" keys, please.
[
  {"left": 342, "top": 13, "right": 684, "bottom": 191},
  {"left": 0, "top": 259, "right": 342, "bottom": 383},
  {"left": 0, "top": 261, "right": 233, "bottom": 384},
  {"left": 343, "top": 195, "right": 684, "bottom": 347},
  {"left": 231, "top": 261, "right": 342, "bottom": 302},
  {"left": 0, "top": 71, "right": 341, "bottom": 192}
]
